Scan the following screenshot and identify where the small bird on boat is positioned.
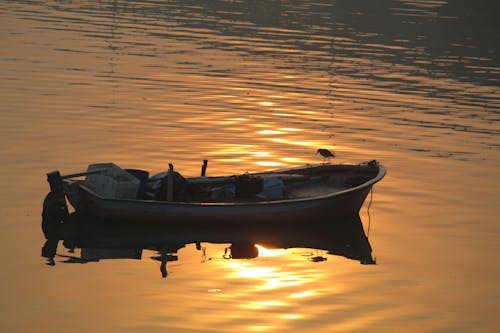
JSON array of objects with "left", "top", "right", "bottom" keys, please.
[{"left": 317, "top": 148, "right": 335, "bottom": 163}]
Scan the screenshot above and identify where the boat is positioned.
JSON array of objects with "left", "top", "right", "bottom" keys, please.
[{"left": 44, "top": 161, "right": 386, "bottom": 225}]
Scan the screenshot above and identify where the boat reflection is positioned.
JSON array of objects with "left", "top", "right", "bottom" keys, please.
[{"left": 42, "top": 211, "right": 376, "bottom": 278}]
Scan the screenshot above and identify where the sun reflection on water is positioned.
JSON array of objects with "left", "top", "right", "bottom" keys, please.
[
  {"left": 264, "top": 137, "right": 320, "bottom": 147},
  {"left": 289, "top": 290, "right": 317, "bottom": 299},
  {"left": 226, "top": 260, "right": 323, "bottom": 292},
  {"left": 250, "top": 151, "right": 271, "bottom": 157},
  {"left": 279, "top": 127, "right": 302, "bottom": 132},
  {"left": 271, "top": 112, "right": 295, "bottom": 117},
  {"left": 255, "top": 245, "right": 287, "bottom": 257},
  {"left": 280, "top": 314, "right": 303, "bottom": 320},
  {"left": 221, "top": 117, "right": 248, "bottom": 125},
  {"left": 242, "top": 300, "right": 286, "bottom": 310},
  {"left": 254, "top": 161, "right": 284, "bottom": 167},
  {"left": 257, "top": 130, "right": 285, "bottom": 135},
  {"left": 248, "top": 325, "right": 275, "bottom": 332},
  {"left": 210, "top": 245, "right": 330, "bottom": 332},
  {"left": 280, "top": 157, "right": 307, "bottom": 164}
]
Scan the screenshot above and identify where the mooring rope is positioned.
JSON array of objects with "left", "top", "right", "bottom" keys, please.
[{"left": 366, "top": 186, "right": 374, "bottom": 238}]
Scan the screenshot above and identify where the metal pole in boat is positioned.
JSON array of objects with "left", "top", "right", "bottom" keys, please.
[
  {"left": 201, "top": 159, "right": 208, "bottom": 176},
  {"left": 167, "top": 163, "right": 174, "bottom": 202}
]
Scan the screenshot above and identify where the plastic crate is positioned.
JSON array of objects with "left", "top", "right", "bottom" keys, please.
[{"left": 84, "top": 163, "right": 140, "bottom": 199}]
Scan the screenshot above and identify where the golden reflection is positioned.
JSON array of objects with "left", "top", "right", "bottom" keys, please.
[
  {"left": 261, "top": 275, "right": 306, "bottom": 290},
  {"left": 264, "top": 138, "right": 320, "bottom": 147},
  {"left": 298, "top": 110, "right": 319, "bottom": 115},
  {"left": 272, "top": 112, "right": 295, "bottom": 117},
  {"left": 289, "top": 290, "right": 316, "bottom": 299},
  {"left": 264, "top": 138, "right": 288, "bottom": 144},
  {"left": 211, "top": 144, "right": 256, "bottom": 156},
  {"left": 292, "top": 141, "right": 318, "bottom": 146},
  {"left": 215, "top": 158, "right": 245, "bottom": 164},
  {"left": 248, "top": 325, "right": 274, "bottom": 332},
  {"left": 254, "top": 161, "right": 283, "bottom": 167},
  {"left": 258, "top": 101, "right": 274, "bottom": 106},
  {"left": 280, "top": 314, "right": 303, "bottom": 320},
  {"left": 279, "top": 127, "right": 302, "bottom": 132},
  {"left": 227, "top": 261, "right": 322, "bottom": 292},
  {"left": 221, "top": 117, "right": 248, "bottom": 125},
  {"left": 280, "top": 157, "right": 307, "bottom": 164},
  {"left": 257, "top": 130, "right": 284, "bottom": 135},
  {"left": 255, "top": 245, "right": 287, "bottom": 256},
  {"left": 242, "top": 300, "right": 286, "bottom": 310},
  {"left": 205, "top": 139, "right": 327, "bottom": 169},
  {"left": 250, "top": 151, "right": 271, "bottom": 157},
  {"left": 228, "top": 263, "right": 277, "bottom": 279}
]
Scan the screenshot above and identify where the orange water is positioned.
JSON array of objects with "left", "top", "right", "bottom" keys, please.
[{"left": 1, "top": 1, "right": 499, "bottom": 332}]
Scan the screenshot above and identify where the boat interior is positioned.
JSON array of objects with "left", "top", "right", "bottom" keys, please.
[
  {"left": 146, "top": 162, "right": 381, "bottom": 203},
  {"left": 65, "top": 162, "right": 381, "bottom": 203}
]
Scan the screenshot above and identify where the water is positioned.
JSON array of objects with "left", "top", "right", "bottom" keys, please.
[{"left": 1, "top": 0, "right": 499, "bottom": 332}]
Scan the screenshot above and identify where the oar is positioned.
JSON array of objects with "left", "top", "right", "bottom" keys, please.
[
  {"left": 47, "top": 169, "right": 106, "bottom": 192},
  {"left": 59, "top": 169, "right": 106, "bottom": 180}
]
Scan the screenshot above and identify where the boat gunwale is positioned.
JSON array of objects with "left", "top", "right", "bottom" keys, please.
[{"left": 66, "top": 163, "right": 386, "bottom": 207}]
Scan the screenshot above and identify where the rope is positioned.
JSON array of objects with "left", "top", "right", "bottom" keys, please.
[{"left": 367, "top": 187, "right": 373, "bottom": 238}]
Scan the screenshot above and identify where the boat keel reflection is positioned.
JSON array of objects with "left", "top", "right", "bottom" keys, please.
[{"left": 42, "top": 210, "right": 376, "bottom": 278}]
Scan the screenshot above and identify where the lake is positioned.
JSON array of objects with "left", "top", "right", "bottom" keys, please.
[{"left": 1, "top": 1, "right": 499, "bottom": 332}]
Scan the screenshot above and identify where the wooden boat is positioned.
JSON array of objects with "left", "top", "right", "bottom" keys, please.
[{"left": 45, "top": 161, "right": 386, "bottom": 225}]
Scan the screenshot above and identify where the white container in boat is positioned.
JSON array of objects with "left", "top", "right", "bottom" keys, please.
[
  {"left": 256, "top": 176, "right": 285, "bottom": 200},
  {"left": 84, "top": 162, "right": 140, "bottom": 199}
]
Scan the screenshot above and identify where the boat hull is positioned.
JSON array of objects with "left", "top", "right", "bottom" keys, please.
[{"left": 67, "top": 186, "right": 371, "bottom": 225}]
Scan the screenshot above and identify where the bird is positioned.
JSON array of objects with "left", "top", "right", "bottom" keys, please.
[{"left": 317, "top": 148, "right": 335, "bottom": 163}]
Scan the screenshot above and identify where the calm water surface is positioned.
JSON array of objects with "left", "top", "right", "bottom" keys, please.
[{"left": 1, "top": 1, "right": 499, "bottom": 332}]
